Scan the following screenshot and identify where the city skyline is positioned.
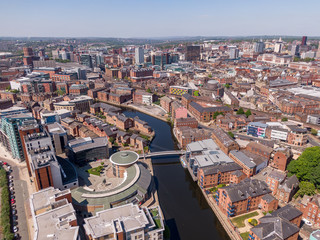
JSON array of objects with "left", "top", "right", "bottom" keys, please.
[{"left": 1, "top": 0, "right": 320, "bottom": 38}]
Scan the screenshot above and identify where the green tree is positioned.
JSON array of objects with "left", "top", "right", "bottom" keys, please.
[
  {"left": 237, "top": 108, "right": 245, "bottom": 115},
  {"left": 213, "top": 111, "right": 224, "bottom": 119},
  {"left": 287, "top": 146, "right": 320, "bottom": 189},
  {"left": 228, "top": 131, "right": 234, "bottom": 139},
  {"left": 281, "top": 117, "right": 288, "bottom": 122},
  {"left": 193, "top": 90, "right": 199, "bottom": 96},
  {"left": 311, "top": 129, "right": 318, "bottom": 136},
  {"left": 146, "top": 88, "right": 152, "bottom": 93},
  {"left": 225, "top": 83, "right": 230, "bottom": 89},
  {"left": 10, "top": 89, "right": 19, "bottom": 94},
  {"left": 5, "top": 86, "right": 11, "bottom": 91},
  {"left": 294, "top": 181, "right": 316, "bottom": 198},
  {"left": 245, "top": 109, "right": 252, "bottom": 117},
  {"left": 56, "top": 89, "right": 66, "bottom": 96},
  {"left": 109, "top": 137, "right": 115, "bottom": 144},
  {"left": 208, "top": 74, "right": 212, "bottom": 78}
]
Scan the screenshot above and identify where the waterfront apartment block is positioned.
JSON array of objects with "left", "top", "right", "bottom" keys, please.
[
  {"left": 160, "top": 96, "right": 172, "bottom": 113},
  {"left": 174, "top": 117, "right": 198, "bottom": 128},
  {"left": 197, "top": 163, "right": 243, "bottom": 189},
  {"left": 216, "top": 179, "right": 275, "bottom": 217},
  {"left": 83, "top": 203, "right": 164, "bottom": 240},
  {"left": 185, "top": 139, "right": 242, "bottom": 187}
]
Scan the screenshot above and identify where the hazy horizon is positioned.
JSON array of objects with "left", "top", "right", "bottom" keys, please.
[{"left": 1, "top": 0, "right": 319, "bottom": 38}]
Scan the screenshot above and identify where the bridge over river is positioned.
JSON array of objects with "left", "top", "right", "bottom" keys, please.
[{"left": 139, "top": 150, "right": 186, "bottom": 158}]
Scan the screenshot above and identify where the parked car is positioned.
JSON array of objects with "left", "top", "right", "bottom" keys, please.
[
  {"left": 10, "top": 187, "right": 14, "bottom": 191},
  {"left": 12, "top": 209, "right": 17, "bottom": 215},
  {"left": 11, "top": 199, "right": 16, "bottom": 204},
  {"left": 9, "top": 183, "right": 14, "bottom": 188},
  {"left": 9, "top": 175, "right": 13, "bottom": 180},
  {"left": 13, "top": 226, "right": 18, "bottom": 233},
  {"left": 12, "top": 215, "right": 18, "bottom": 221},
  {"left": 14, "top": 233, "right": 19, "bottom": 239}
]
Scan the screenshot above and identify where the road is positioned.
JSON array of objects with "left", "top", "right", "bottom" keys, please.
[
  {"left": 308, "top": 135, "right": 320, "bottom": 146},
  {"left": 0, "top": 156, "right": 30, "bottom": 240}
]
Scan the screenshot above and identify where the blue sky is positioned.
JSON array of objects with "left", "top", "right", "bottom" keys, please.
[{"left": 1, "top": 0, "right": 319, "bottom": 38}]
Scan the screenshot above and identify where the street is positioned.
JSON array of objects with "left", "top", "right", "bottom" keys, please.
[{"left": 0, "top": 156, "right": 30, "bottom": 240}]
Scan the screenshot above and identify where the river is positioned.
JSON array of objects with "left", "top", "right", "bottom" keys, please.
[{"left": 123, "top": 109, "right": 230, "bottom": 240}]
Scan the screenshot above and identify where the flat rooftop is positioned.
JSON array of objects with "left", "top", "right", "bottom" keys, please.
[
  {"left": 110, "top": 151, "right": 139, "bottom": 166},
  {"left": 34, "top": 203, "right": 79, "bottom": 240},
  {"left": 84, "top": 203, "right": 149, "bottom": 238}
]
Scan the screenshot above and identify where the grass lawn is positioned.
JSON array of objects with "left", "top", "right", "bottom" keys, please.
[
  {"left": 231, "top": 211, "right": 259, "bottom": 228},
  {"left": 240, "top": 232, "right": 249, "bottom": 240},
  {"left": 150, "top": 209, "right": 159, "bottom": 217},
  {"left": 87, "top": 166, "right": 104, "bottom": 176},
  {"left": 154, "top": 218, "right": 162, "bottom": 229}
]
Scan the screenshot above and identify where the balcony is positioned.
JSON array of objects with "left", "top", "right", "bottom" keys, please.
[
  {"left": 222, "top": 192, "right": 227, "bottom": 198},
  {"left": 227, "top": 208, "right": 235, "bottom": 213},
  {"left": 228, "top": 203, "right": 235, "bottom": 208},
  {"left": 227, "top": 212, "right": 234, "bottom": 217}
]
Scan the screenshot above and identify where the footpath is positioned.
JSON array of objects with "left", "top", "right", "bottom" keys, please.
[
  {"left": 201, "top": 189, "right": 242, "bottom": 240},
  {"left": 0, "top": 144, "right": 35, "bottom": 240}
]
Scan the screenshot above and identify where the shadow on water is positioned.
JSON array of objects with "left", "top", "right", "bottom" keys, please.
[{"left": 123, "top": 109, "right": 230, "bottom": 240}]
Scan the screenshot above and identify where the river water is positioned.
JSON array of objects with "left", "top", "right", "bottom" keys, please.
[{"left": 123, "top": 109, "right": 230, "bottom": 240}]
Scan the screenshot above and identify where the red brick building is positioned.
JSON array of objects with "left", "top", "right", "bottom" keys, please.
[
  {"left": 269, "top": 148, "right": 292, "bottom": 172},
  {"left": 0, "top": 91, "right": 17, "bottom": 103},
  {"left": 188, "top": 101, "right": 232, "bottom": 122},
  {"left": 299, "top": 194, "right": 320, "bottom": 228},
  {"left": 216, "top": 179, "right": 273, "bottom": 217},
  {"left": 197, "top": 163, "right": 242, "bottom": 189},
  {"left": 211, "top": 127, "right": 240, "bottom": 155},
  {"left": 249, "top": 205, "right": 302, "bottom": 240},
  {"left": 160, "top": 96, "right": 172, "bottom": 113},
  {"left": 246, "top": 142, "right": 273, "bottom": 160},
  {"left": 174, "top": 117, "right": 198, "bottom": 128}
]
